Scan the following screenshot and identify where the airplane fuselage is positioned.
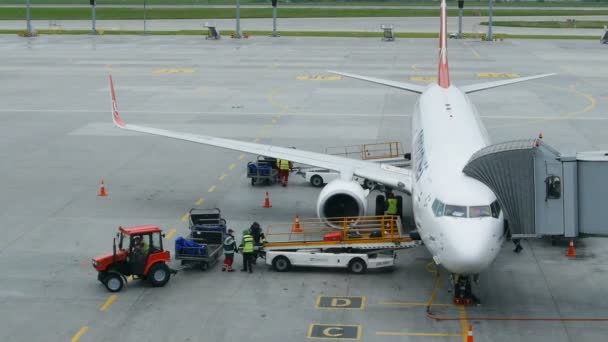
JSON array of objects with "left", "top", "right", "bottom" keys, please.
[{"left": 411, "top": 84, "right": 505, "bottom": 275}]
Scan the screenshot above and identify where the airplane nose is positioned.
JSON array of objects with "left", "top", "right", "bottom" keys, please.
[{"left": 439, "top": 220, "right": 501, "bottom": 275}]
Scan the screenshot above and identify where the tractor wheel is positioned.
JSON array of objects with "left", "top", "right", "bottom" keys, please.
[
  {"left": 104, "top": 272, "right": 124, "bottom": 293},
  {"left": 272, "top": 256, "right": 291, "bottom": 272},
  {"left": 310, "top": 175, "right": 324, "bottom": 187},
  {"left": 348, "top": 258, "right": 367, "bottom": 274},
  {"left": 148, "top": 263, "right": 171, "bottom": 287}
]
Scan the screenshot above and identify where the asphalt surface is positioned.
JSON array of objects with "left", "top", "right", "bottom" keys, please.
[
  {"left": 0, "top": 4, "right": 606, "bottom": 9},
  {"left": 1, "top": 35, "right": 608, "bottom": 342},
  {"left": 3, "top": 15, "right": 608, "bottom": 36}
]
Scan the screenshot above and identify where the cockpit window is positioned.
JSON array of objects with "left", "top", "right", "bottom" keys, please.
[
  {"left": 490, "top": 200, "right": 501, "bottom": 219},
  {"left": 444, "top": 205, "right": 467, "bottom": 218},
  {"left": 431, "top": 199, "right": 445, "bottom": 217},
  {"left": 469, "top": 205, "right": 492, "bottom": 218}
]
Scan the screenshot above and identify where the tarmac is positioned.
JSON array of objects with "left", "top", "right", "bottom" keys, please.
[
  {"left": 1, "top": 35, "right": 608, "bottom": 342},
  {"left": 2, "top": 15, "right": 608, "bottom": 36}
]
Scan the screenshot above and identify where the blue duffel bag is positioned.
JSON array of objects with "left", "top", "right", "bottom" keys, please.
[{"left": 175, "top": 236, "right": 207, "bottom": 256}]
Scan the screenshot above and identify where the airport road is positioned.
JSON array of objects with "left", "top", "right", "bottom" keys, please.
[
  {"left": 2, "top": 15, "right": 608, "bottom": 36},
  {"left": 0, "top": 36, "right": 608, "bottom": 342}
]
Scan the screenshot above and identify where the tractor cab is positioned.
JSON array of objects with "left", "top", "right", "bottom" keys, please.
[{"left": 92, "top": 225, "right": 173, "bottom": 292}]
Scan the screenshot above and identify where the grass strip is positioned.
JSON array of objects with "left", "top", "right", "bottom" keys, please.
[
  {"left": 3, "top": 8, "right": 608, "bottom": 20},
  {"left": 480, "top": 20, "right": 608, "bottom": 29},
  {"left": 3, "top": 0, "right": 608, "bottom": 7},
  {"left": 0, "top": 28, "right": 599, "bottom": 40}
]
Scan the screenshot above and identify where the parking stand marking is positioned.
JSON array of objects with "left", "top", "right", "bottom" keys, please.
[
  {"left": 195, "top": 198, "right": 204, "bottom": 206},
  {"left": 99, "top": 295, "right": 117, "bottom": 312},
  {"left": 316, "top": 296, "right": 366, "bottom": 310},
  {"left": 308, "top": 324, "right": 361, "bottom": 340}
]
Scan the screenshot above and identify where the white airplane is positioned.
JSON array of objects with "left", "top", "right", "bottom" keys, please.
[{"left": 109, "top": 0, "right": 553, "bottom": 302}]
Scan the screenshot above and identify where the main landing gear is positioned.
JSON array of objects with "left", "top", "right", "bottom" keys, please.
[{"left": 452, "top": 274, "right": 480, "bottom": 306}]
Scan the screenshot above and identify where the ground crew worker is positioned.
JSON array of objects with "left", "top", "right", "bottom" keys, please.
[
  {"left": 385, "top": 192, "right": 398, "bottom": 216},
  {"left": 276, "top": 159, "right": 292, "bottom": 187},
  {"left": 249, "top": 222, "right": 265, "bottom": 263},
  {"left": 222, "top": 229, "right": 238, "bottom": 272},
  {"left": 240, "top": 229, "right": 255, "bottom": 273}
]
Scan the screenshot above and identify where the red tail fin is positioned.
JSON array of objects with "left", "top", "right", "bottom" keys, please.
[{"left": 438, "top": 0, "right": 450, "bottom": 88}]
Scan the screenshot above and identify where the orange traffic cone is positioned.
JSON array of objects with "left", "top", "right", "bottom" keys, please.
[
  {"left": 292, "top": 215, "right": 302, "bottom": 233},
  {"left": 566, "top": 240, "right": 576, "bottom": 257},
  {"left": 263, "top": 192, "right": 272, "bottom": 208},
  {"left": 98, "top": 180, "right": 108, "bottom": 197},
  {"left": 467, "top": 325, "right": 474, "bottom": 342}
]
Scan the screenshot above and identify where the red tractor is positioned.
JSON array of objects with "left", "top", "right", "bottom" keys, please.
[{"left": 92, "top": 225, "right": 174, "bottom": 292}]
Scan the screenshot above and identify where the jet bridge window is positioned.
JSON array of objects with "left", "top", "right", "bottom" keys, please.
[
  {"left": 545, "top": 175, "right": 561, "bottom": 200},
  {"left": 469, "top": 205, "right": 492, "bottom": 218},
  {"left": 444, "top": 205, "right": 467, "bottom": 218}
]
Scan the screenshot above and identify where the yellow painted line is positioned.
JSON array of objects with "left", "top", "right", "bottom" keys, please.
[
  {"left": 296, "top": 74, "right": 342, "bottom": 81},
  {"left": 126, "top": 275, "right": 134, "bottom": 283},
  {"left": 271, "top": 119, "right": 277, "bottom": 123},
  {"left": 219, "top": 174, "right": 227, "bottom": 181},
  {"left": 165, "top": 227, "right": 177, "bottom": 239},
  {"left": 238, "top": 154, "right": 245, "bottom": 160},
  {"left": 70, "top": 326, "right": 89, "bottom": 342},
  {"left": 477, "top": 72, "right": 520, "bottom": 78},
  {"left": 379, "top": 301, "right": 453, "bottom": 307},
  {"left": 196, "top": 198, "right": 205, "bottom": 206},
  {"left": 253, "top": 137, "right": 260, "bottom": 143},
  {"left": 208, "top": 185, "right": 216, "bottom": 193},
  {"left": 99, "top": 294, "right": 117, "bottom": 312},
  {"left": 411, "top": 64, "right": 421, "bottom": 72},
  {"left": 152, "top": 68, "right": 195, "bottom": 75},
  {"left": 410, "top": 76, "right": 437, "bottom": 83},
  {"left": 459, "top": 306, "right": 468, "bottom": 342},
  {"left": 181, "top": 212, "right": 190, "bottom": 222},
  {"left": 376, "top": 331, "right": 461, "bottom": 337},
  {"left": 228, "top": 163, "right": 236, "bottom": 171}
]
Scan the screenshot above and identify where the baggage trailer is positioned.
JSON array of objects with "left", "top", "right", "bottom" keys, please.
[
  {"left": 261, "top": 216, "right": 419, "bottom": 273},
  {"left": 247, "top": 156, "right": 279, "bottom": 186},
  {"left": 174, "top": 208, "right": 226, "bottom": 270}
]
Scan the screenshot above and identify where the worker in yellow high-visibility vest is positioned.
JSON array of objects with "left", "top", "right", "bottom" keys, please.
[
  {"left": 276, "top": 159, "right": 292, "bottom": 187},
  {"left": 385, "top": 192, "right": 398, "bottom": 216}
]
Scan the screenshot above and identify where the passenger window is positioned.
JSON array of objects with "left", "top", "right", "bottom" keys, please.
[
  {"left": 545, "top": 175, "right": 561, "bottom": 200},
  {"left": 444, "top": 205, "right": 467, "bottom": 218},
  {"left": 431, "top": 199, "right": 445, "bottom": 217},
  {"left": 469, "top": 205, "right": 492, "bottom": 218},
  {"left": 490, "top": 201, "right": 501, "bottom": 219}
]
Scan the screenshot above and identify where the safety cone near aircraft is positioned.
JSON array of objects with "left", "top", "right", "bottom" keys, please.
[
  {"left": 263, "top": 192, "right": 272, "bottom": 208},
  {"left": 98, "top": 180, "right": 108, "bottom": 197},
  {"left": 566, "top": 240, "right": 576, "bottom": 257},
  {"left": 292, "top": 215, "right": 302, "bottom": 233},
  {"left": 467, "top": 325, "right": 474, "bottom": 342}
]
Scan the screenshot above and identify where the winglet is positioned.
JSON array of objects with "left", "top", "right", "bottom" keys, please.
[
  {"left": 109, "top": 75, "right": 126, "bottom": 128},
  {"left": 438, "top": 0, "right": 450, "bottom": 88}
]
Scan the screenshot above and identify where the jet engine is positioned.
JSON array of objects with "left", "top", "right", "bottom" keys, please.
[{"left": 316, "top": 179, "right": 368, "bottom": 223}]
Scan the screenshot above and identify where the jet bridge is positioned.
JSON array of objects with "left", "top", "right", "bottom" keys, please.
[{"left": 463, "top": 139, "right": 608, "bottom": 238}]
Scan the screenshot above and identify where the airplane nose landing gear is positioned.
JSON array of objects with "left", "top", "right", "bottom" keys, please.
[{"left": 453, "top": 275, "right": 480, "bottom": 306}]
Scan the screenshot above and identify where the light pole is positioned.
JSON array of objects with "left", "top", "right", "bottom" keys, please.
[
  {"left": 487, "top": 0, "right": 494, "bottom": 41},
  {"left": 26, "top": 0, "right": 32, "bottom": 36},
  {"left": 90, "top": 0, "right": 97, "bottom": 34},
  {"left": 271, "top": 0, "right": 279, "bottom": 37},
  {"left": 234, "top": 0, "right": 242, "bottom": 38},
  {"left": 458, "top": 0, "right": 464, "bottom": 39},
  {"left": 144, "top": 0, "right": 147, "bottom": 34}
]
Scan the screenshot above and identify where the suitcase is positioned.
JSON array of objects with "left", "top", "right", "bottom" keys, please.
[{"left": 323, "top": 232, "right": 342, "bottom": 241}]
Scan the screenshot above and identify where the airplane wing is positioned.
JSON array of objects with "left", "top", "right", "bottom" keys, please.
[
  {"left": 109, "top": 75, "right": 412, "bottom": 192},
  {"left": 459, "top": 73, "right": 556, "bottom": 94},
  {"left": 328, "top": 70, "right": 426, "bottom": 94}
]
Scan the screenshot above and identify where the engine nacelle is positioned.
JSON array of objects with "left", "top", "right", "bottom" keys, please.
[{"left": 316, "top": 179, "right": 368, "bottom": 223}]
